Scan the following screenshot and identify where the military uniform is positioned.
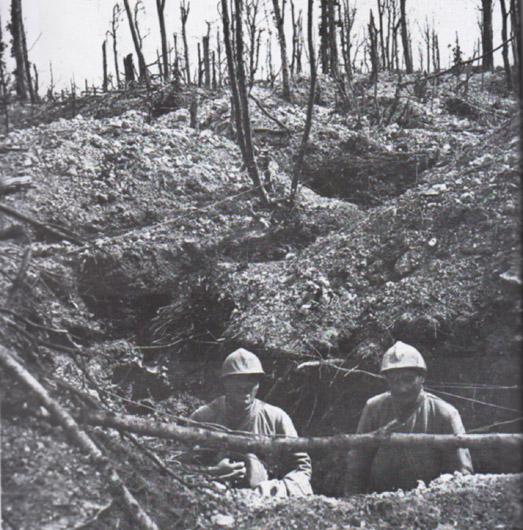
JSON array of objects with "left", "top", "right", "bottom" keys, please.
[
  {"left": 344, "top": 389, "right": 473, "bottom": 494},
  {"left": 190, "top": 397, "right": 312, "bottom": 497}
]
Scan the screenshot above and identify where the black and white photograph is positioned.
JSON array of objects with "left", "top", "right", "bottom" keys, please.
[{"left": 0, "top": 0, "right": 521, "bottom": 528}]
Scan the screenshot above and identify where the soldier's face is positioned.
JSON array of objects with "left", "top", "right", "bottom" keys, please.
[
  {"left": 386, "top": 368, "right": 425, "bottom": 405},
  {"left": 223, "top": 374, "right": 260, "bottom": 409}
]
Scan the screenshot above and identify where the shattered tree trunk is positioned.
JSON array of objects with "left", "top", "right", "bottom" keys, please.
[
  {"left": 181, "top": 0, "right": 191, "bottom": 84},
  {"left": 480, "top": 0, "right": 494, "bottom": 71},
  {"left": 80, "top": 410, "right": 523, "bottom": 454},
  {"left": 233, "top": 0, "right": 269, "bottom": 206},
  {"left": 368, "top": 10, "right": 379, "bottom": 83},
  {"left": 220, "top": 0, "right": 246, "bottom": 160},
  {"left": 122, "top": 0, "right": 148, "bottom": 84},
  {"left": 510, "top": 0, "right": 521, "bottom": 98},
  {"left": 123, "top": 53, "right": 135, "bottom": 85},
  {"left": 499, "top": 0, "right": 511, "bottom": 89},
  {"left": 290, "top": 0, "right": 316, "bottom": 202},
  {"left": 9, "top": 0, "right": 31, "bottom": 102},
  {"left": 203, "top": 35, "right": 211, "bottom": 88},
  {"left": 18, "top": 0, "right": 35, "bottom": 103},
  {"left": 399, "top": 0, "right": 412, "bottom": 73},
  {"left": 111, "top": 4, "right": 121, "bottom": 88},
  {"left": 155, "top": 0, "right": 169, "bottom": 82},
  {"left": 102, "top": 40, "right": 108, "bottom": 92},
  {"left": 0, "top": 346, "right": 159, "bottom": 530},
  {"left": 271, "top": 0, "right": 292, "bottom": 101}
]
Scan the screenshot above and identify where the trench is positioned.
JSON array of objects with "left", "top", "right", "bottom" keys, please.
[
  {"left": 76, "top": 255, "right": 522, "bottom": 496},
  {"left": 302, "top": 150, "right": 439, "bottom": 207}
]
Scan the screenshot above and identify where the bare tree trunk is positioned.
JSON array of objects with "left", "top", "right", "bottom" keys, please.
[
  {"left": 480, "top": 0, "right": 494, "bottom": 71},
  {"left": 102, "top": 40, "right": 108, "bottom": 91},
  {"left": 110, "top": 5, "right": 121, "bottom": 88},
  {"left": 155, "top": 0, "right": 169, "bottom": 81},
  {"left": 271, "top": 0, "right": 292, "bottom": 101},
  {"left": 9, "top": 0, "right": 29, "bottom": 101},
  {"left": 124, "top": 53, "right": 136, "bottom": 85},
  {"left": 499, "top": 0, "right": 511, "bottom": 89},
  {"left": 217, "top": 30, "right": 222, "bottom": 86},
  {"left": 368, "top": 10, "right": 379, "bottom": 83},
  {"left": 399, "top": 0, "right": 412, "bottom": 73},
  {"left": 0, "top": 16, "right": 8, "bottom": 100},
  {"left": 290, "top": 0, "right": 316, "bottom": 203},
  {"left": 197, "top": 42, "right": 202, "bottom": 87},
  {"left": 181, "top": 0, "right": 191, "bottom": 84},
  {"left": 17, "top": 0, "right": 34, "bottom": 103},
  {"left": 203, "top": 35, "right": 211, "bottom": 87},
  {"left": 220, "top": 0, "right": 246, "bottom": 158},
  {"left": 233, "top": 0, "right": 269, "bottom": 205},
  {"left": 377, "top": 0, "right": 386, "bottom": 70},
  {"left": 510, "top": 0, "right": 521, "bottom": 97},
  {"left": 122, "top": 0, "right": 148, "bottom": 83},
  {"left": 212, "top": 51, "right": 217, "bottom": 88}
]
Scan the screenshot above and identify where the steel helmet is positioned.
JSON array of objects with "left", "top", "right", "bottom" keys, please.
[
  {"left": 220, "top": 348, "right": 265, "bottom": 378},
  {"left": 380, "top": 341, "right": 427, "bottom": 374}
]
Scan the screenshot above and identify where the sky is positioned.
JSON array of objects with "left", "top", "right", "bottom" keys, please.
[{"left": 0, "top": 0, "right": 505, "bottom": 92}]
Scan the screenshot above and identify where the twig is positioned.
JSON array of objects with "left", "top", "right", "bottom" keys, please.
[
  {"left": 249, "top": 93, "right": 290, "bottom": 132},
  {"left": 296, "top": 359, "right": 385, "bottom": 381},
  {"left": 0, "top": 345, "right": 160, "bottom": 530}
]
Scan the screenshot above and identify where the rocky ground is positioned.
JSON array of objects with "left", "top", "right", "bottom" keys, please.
[{"left": 0, "top": 70, "right": 521, "bottom": 528}]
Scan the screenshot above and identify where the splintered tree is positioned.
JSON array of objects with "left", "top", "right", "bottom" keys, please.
[
  {"left": 290, "top": 0, "right": 303, "bottom": 76},
  {"left": 479, "top": 0, "right": 494, "bottom": 71},
  {"left": 319, "top": 0, "right": 338, "bottom": 75},
  {"left": 9, "top": 0, "right": 34, "bottom": 102},
  {"left": 245, "top": 0, "right": 264, "bottom": 85},
  {"left": 290, "top": 0, "right": 316, "bottom": 203},
  {"left": 220, "top": 0, "right": 268, "bottom": 205},
  {"left": 122, "top": 0, "right": 148, "bottom": 83},
  {"left": 510, "top": 0, "right": 521, "bottom": 97},
  {"left": 271, "top": 0, "right": 292, "bottom": 100},
  {"left": 339, "top": 0, "right": 357, "bottom": 78},
  {"left": 108, "top": 4, "right": 122, "bottom": 88},
  {"left": 102, "top": 40, "right": 108, "bottom": 91},
  {"left": 398, "top": 0, "right": 412, "bottom": 73},
  {"left": 180, "top": 0, "right": 191, "bottom": 84},
  {"left": 499, "top": 0, "right": 511, "bottom": 88},
  {"left": 368, "top": 10, "right": 379, "bottom": 82},
  {"left": 155, "top": 0, "right": 169, "bottom": 81}
]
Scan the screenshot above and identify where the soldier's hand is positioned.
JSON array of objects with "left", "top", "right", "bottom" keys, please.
[{"left": 208, "top": 458, "right": 246, "bottom": 483}]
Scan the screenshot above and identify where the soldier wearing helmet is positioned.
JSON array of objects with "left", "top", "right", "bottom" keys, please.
[
  {"left": 344, "top": 341, "right": 473, "bottom": 495},
  {"left": 189, "top": 348, "right": 312, "bottom": 497}
]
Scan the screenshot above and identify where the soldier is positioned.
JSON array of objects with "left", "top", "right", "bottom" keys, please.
[
  {"left": 344, "top": 341, "right": 473, "bottom": 495},
  {"left": 189, "top": 348, "right": 313, "bottom": 497}
]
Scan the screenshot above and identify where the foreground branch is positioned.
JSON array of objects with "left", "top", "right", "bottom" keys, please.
[
  {"left": 81, "top": 410, "right": 523, "bottom": 454},
  {"left": 0, "top": 346, "right": 159, "bottom": 530},
  {"left": 0, "top": 202, "right": 84, "bottom": 245}
]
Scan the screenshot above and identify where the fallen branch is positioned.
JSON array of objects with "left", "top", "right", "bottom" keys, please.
[
  {"left": 248, "top": 94, "right": 290, "bottom": 133},
  {"left": 0, "top": 202, "right": 84, "bottom": 245},
  {"left": 81, "top": 410, "right": 523, "bottom": 454},
  {"left": 0, "top": 346, "right": 159, "bottom": 530},
  {"left": 296, "top": 359, "right": 385, "bottom": 381}
]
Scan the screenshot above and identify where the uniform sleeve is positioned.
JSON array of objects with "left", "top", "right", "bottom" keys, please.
[
  {"left": 438, "top": 407, "right": 474, "bottom": 475},
  {"left": 274, "top": 411, "right": 313, "bottom": 496},
  {"left": 344, "top": 403, "right": 378, "bottom": 496},
  {"left": 189, "top": 404, "right": 216, "bottom": 424}
]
